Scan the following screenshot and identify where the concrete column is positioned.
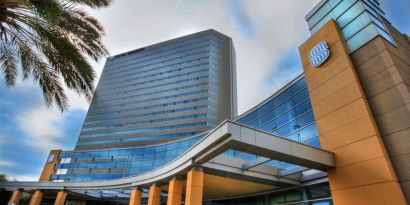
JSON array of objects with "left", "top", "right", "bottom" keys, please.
[
  {"left": 147, "top": 184, "right": 161, "bottom": 205},
  {"left": 54, "top": 191, "right": 67, "bottom": 205},
  {"left": 185, "top": 168, "right": 204, "bottom": 205},
  {"left": 8, "top": 190, "right": 23, "bottom": 205},
  {"left": 129, "top": 189, "right": 142, "bottom": 205},
  {"left": 28, "top": 190, "right": 44, "bottom": 205},
  {"left": 167, "top": 178, "right": 183, "bottom": 205}
]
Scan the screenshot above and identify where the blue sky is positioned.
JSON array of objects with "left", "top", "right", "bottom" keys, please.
[
  {"left": 0, "top": 0, "right": 408, "bottom": 181},
  {"left": 0, "top": 82, "right": 86, "bottom": 180}
]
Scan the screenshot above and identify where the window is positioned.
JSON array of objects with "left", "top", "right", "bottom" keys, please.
[
  {"left": 56, "top": 169, "right": 68, "bottom": 175},
  {"left": 60, "top": 158, "right": 71, "bottom": 164}
]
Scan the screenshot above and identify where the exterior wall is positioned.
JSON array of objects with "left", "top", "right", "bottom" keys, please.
[
  {"left": 75, "top": 29, "right": 236, "bottom": 151},
  {"left": 350, "top": 18, "right": 410, "bottom": 201},
  {"left": 299, "top": 19, "right": 406, "bottom": 204},
  {"left": 230, "top": 44, "right": 238, "bottom": 118},
  {"left": 214, "top": 32, "right": 238, "bottom": 120}
]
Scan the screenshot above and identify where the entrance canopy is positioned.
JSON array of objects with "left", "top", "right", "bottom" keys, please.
[{"left": 0, "top": 120, "right": 335, "bottom": 200}]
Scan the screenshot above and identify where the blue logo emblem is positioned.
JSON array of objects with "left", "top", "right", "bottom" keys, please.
[
  {"left": 48, "top": 154, "right": 55, "bottom": 163},
  {"left": 309, "top": 41, "right": 330, "bottom": 68}
]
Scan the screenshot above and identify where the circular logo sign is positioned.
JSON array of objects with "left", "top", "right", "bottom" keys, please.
[
  {"left": 48, "top": 154, "right": 55, "bottom": 163},
  {"left": 309, "top": 41, "right": 330, "bottom": 68}
]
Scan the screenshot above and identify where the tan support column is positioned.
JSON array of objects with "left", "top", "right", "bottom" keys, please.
[
  {"left": 129, "top": 189, "right": 142, "bottom": 205},
  {"left": 54, "top": 191, "right": 67, "bottom": 205},
  {"left": 9, "top": 189, "right": 23, "bottom": 205},
  {"left": 40, "top": 150, "right": 62, "bottom": 182},
  {"left": 147, "top": 184, "right": 161, "bottom": 205},
  {"left": 299, "top": 19, "right": 407, "bottom": 205},
  {"left": 28, "top": 190, "right": 44, "bottom": 205},
  {"left": 167, "top": 178, "right": 183, "bottom": 205},
  {"left": 185, "top": 168, "right": 204, "bottom": 205}
]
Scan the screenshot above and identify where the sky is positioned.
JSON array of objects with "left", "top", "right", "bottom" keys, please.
[{"left": 0, "top": 0, "right": 409, "bottom": 181}]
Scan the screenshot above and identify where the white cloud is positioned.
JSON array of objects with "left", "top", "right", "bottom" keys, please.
[
  {"left": 17, "top": 105, "right": 66, "bottom": 152},
  {"left": 0, "top": 160, "right": 17, "bottom": 167},
  {"left": 87, "top": 0, "right": 321, "bottom": 114},
  {"left": 64, "top": 88, "right": 90, "bottom": 111},
  {"left": 6, "top": 174, "right": 39, "bottom": 182}
]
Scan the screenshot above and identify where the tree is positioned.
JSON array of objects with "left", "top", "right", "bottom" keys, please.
[
  {"left": 0, "top": 0, "right": 111, "bottom": 111},
  {"left": 0, "top": 173, "right": 7, "bottom": 182}
]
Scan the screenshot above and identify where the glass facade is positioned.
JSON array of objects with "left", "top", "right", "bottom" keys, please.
[
  {"left": 52, "top": 134, "right": 204, "bottom": 182},
  {"left": 76, "top": 29, "right": 236, "bottom": 151},
  {"left": 306, "top": 0, "right": 395, "bottom": 53},
  {"left": 227, "top": 75, "right": 320, "bottom": 171}
]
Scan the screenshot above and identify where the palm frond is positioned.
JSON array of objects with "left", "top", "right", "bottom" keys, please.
[
  {"left": 65, "top": 0, "right": 112, "bottom": 8},
  {"left": 0, "top": 41, "right": 18, "bottom": 86},
  {"left": 0, "top": 0, "right": 109, "bottom": 111}
]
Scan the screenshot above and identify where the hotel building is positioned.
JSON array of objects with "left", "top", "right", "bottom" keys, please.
[{"left": 0, "top": 0, "right": 409, "bottom": 205}]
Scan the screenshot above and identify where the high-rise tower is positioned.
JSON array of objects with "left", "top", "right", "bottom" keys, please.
[
  {"left": 51, "top": 29, "right": 237, "bottom": 181},
  {"left": 75, "top": 29, "right": 237, "bottom": 151}
]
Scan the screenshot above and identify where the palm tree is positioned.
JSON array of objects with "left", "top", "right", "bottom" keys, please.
[{"left": 0, "top": 0, "right": 111, "bottom": 111}]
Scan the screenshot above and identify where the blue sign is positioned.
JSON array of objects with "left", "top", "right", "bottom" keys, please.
[{"left": 309, "top": 41, "right": 330, "bottom": 68}]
